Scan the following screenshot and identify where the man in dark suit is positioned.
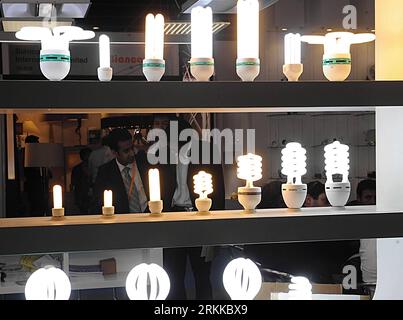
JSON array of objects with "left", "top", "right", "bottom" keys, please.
[{"left": 92, "top": 128, "right": 149, "bottom": 214}]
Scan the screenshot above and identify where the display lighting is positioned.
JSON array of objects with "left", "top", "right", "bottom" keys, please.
[
  {"left": 148, "top": 168, "right": 163, "bottom": 215},
  {"left": 237, "top": 153, "right": 262, "bottom": 212},
  {"left": 281, "top": 142, "right": 307, "bottom": 209},
  {"left": 102, "top": 190, "right": 114, "bottom": 216},
  {"left": 190, "top": 6, "right": 214, "bottom": 81},
  {"left": 236, "top": 0, "right": 260, "bottom": 81},
  {"left": 193, "top": 170, "right": 213, "bottom": 214},
  {"left": 288, "top": 276, "right": 313, "bottom": 300},
  {"left": 143, "top": 13, "right": 165, "bottom": 81},
  {"left": 283, "top": 33, "right": 303, "bottom": 81},
  {"left": 301, "top": 31, "right": 375, "bottom": 81},
  {"left": 125, "top": 263, "right": 170, "bottom": 300},
  {"left": 52, "top": 184, "right": 64, "bottom": 217},
  {"left": 98, "top": 34, "right": 113, "bottom": 81},
  {"left": 324, "top": 141, "right": 351, "bottom": 207},
  {"left": 25, "top": 266, "right": 71, "bottom": 300},
  {"left": 223, "top": 257, "right": 262, "bottom": 300},
  {"left": 15, "top": 26, "right": 95, "bottom": 81}
]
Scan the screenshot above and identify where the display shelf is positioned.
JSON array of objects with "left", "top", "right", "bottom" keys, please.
[
  {"left": 1, "top": 206, "right": 402, "bottom": 256},
  {"left": 0, "top": 80, "right": 403, "bottom": 113}
]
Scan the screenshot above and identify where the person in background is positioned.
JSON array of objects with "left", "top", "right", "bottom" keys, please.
[
  {"left": 71, "top": 147, "right": 92, "bottom": 214},
  {"left": 91, "top": 128, "right": 149, "bottom": 214},
  {"left": 257, "top": 181, "right": 285, "bottom": 209},
  {"left": 304, "top": 181, "right": 329, "bottom": 207},
  {"left": 88, "top": 134, "right": 115, "bottom": 184}
]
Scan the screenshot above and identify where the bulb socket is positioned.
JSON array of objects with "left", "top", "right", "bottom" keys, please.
[
  {"left": 148, "top": 200, "right": 163, "bottom": 216},
  {"left": 143, "top": 58, "right": 165, "bottom": 82},
  {"left": 325, "top": 182, "right": 351, "bottom": 207},
  {"left": 283, "top": 63, "right": 303, "bottom": 81},
  {"left": 52, "top": 207, "right": 65, "bottom": 218},
  {"left": 195, "top": 198, "right": 212, "bottom": 214},
  {"left": 102, "top": 206, "right": 115, "bottom": 216},
  {"left": 236, "top": 58, "right": 260, "bottom": 81},
  {"left": 40, "top": 49, "right": 71, "bottom": 81},
  {"left": 238, "top": 186, "right": 261, "bottom": 213},
  {"left": 98, "top": 66, "right": 113, "bottom": 81},
  {"left": 322, "top": 53, "right": 351, "bottom": 81},
  {"left": 190, "top": 57, "right": 214, "bottom": 81},
  {"left": 282, "top": 183, "right": 307, "bottom": 209}
]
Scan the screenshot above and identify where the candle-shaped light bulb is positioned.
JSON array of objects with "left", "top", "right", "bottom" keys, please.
[
  {"left": 237, "top": 0, "right": 259, "bottom": 60},
  {"left": 145, "top": 13, "right": 164, "bottom": 60},
  {"left": 99, "top": 34, "right": 110, "bottom": 68},
  {"left": 193, "top": 171, "right": 213, "bottom": 199},
  {"left": 191, "top": 6, "right": 212, "bottom": 59},
  {"left": 104, "top": 190, "right": 113, "bottom": 207},
  {"left": 284, "top": 33, "right": 301, "bottom": 64},
  {"left": 148, "top": 169, "right": 163, "bottom": 215},
  {"left": 237, "top": 153, "right": 262, "bottom": 188},
  {"left": 53, "top": 185, "right": 62, "bottom": 209}
]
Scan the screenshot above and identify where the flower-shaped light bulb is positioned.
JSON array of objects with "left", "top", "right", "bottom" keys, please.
[
  {"left": 143, "top": 13, "right": 165, "bottom": 81},
  {"left": 25, "top": 265, "right": 71, "bottom": 300},
  {"left": 223, "top": 257, "right": 262, "bottom": 300},
  {"left": 236, "top": 153, "right": 262, "bottom": 212},
  {"left": 125, "top": 263, "right": 170, "bottom": 300},
  {"left": 283, "top": 33, "right": 303, "bottom": 81},
  {"left": 288, "top": 276, "right": 312, "bottom": 300},
  {"left": 16, "top": 26, "right": 95, "bottom": 81},
  {"left": 324, "top": 141, "right": 351, "bottom": 207},
  {"left": 236, "top": 0, "right": 260, "bottom": 81},
  {"left": 281, "top": 142, "right": 307, "bottom": 209},
  {"left": 193, "top": 171, "right": 213, "bottom": 213},
  {"left": 301, "top": 31, "right": 375, "bottom": 81},
  {"left": 190, "top": 6, "right": 214, "bottom": 81},
  {"left": 98, "top": 34, "right": 113, "bottom": 81}
]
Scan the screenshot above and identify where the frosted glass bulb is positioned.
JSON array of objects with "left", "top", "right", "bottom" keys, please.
[
  {"left": 237, "top": 153, "right": 262, "bottom": 188},
  {"left": 145, "top": 13, "right": 165, "bottom": 60},
  {"left": 223, "top": 258, "right": 262, "bottom": 300},
  {"left": 281, "top": 142, "right": 307, "bottom": 185},
  {"left": 25, "top": 266, "right": 71, "bottom": 300},
  {"left": 193, "top": 171, "right": 213, "bottom": 199},
  {"left": 99, "top": 34, "right": 110, "bottom": 68},
  {"left": 284, "top": 33, "right": 301, "bottom": 64},
  {"left": 125, "top": 263, "right": 170, "bottom": 300},
  {"left": 148, "top": 168, "right": 161, "bottom": 201},
  {"left": 53, "top": 185, "right": 62, "bottom": 209},
  {"left": 288, "top": 276, "right": 312, "bottom": 300},
  {"left": 191, "top": 6, "right": 213, "bottom": 59},
  {"left": 324, "top": 141, "right": 350, "bottom": 183},
  {"left": 237, "top": 0, "right": 259, "bottom": 59}
]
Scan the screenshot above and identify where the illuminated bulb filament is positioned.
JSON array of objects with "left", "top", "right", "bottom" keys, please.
[
  {"left": 237, "top": 0, "right": 259, "bottom": 59},
  {"left": 148, "top": 168, "right": 161, "bottom": 201},
  {"left": 104, "top": 190, "right": 112, "bottom": 207},
  {"left": 193, "top": 171, "right": 213, "bottom": 199},
  {"left": 53, "top": 185, "right": 62, "bottom": 209},
  {"left": 324, "top": 141, "right": 350, "bottom": 183},
  {"left": 281, "top": 143, "right": 307, "bottom": 185},
  {"left": 284, "top": 33, "right": 301, "bottom": 64},
  {"left": 145, "top": 13, "right": 165, "bottom": 60},
  {"left": 237, "top": 153, "right": 262, "bottom": 188},
  {"left": 191, "top": 6, "right": 213, "bottom": 58}
]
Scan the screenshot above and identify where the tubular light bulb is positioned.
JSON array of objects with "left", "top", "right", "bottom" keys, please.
[
  {"left": 53, "top": 185, "right": 62, "bottom": 209},
  {"left": 237, "top": 153, "right": 263, "bottom": 188},
  {"left": 288, "top": 276, "right": 312, "bottom": 300},
  {"left": 191, "top": 6, "right": 213, "bottom": 59},
  {"left": 193, "top": 171, "right": 213, "bottom": 199},
  {"left": 237, "top": 0, "right": 259, "bottom": 59},
  {"left": 281, "top": 143, "right": 307, "bottom": 185},
  {"left": 324, "top": 141, "right": 350, "bottom": 183},
  {"left": 148, "top": 168, "right": 161, "bottom": 201},
  {"left": 99, "top": 34, "right": 110, "bottom": 68},
  {"left": 125, "top": 263, "right": 170, "bottom": 300},
  {"left": 25, "top": 266, "right": 71, "bottom": 300},
  {"left": 223, "top": 258, "right": 262, "bottom": 300},
  {"left": 284, "top": 33, "right": 301, "bottom": 64},
  {"left": 145, "top": 13, "right": 165, "bottom": 60},
  {"left": 104, "top": 190, "right": 112, "bottom": 207}
]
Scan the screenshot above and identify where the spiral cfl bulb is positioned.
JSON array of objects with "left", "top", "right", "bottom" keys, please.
[
  {"left": 281, "top": 143, "right": 307, "bottom": 185},
  {"left": 223, "top": 258, "right": 262, "bottom": 300},
  {"left": 324, "top": 141, "right": 350, "bottom": 183},
  {"left": 237, "top": 153, "right": 262, "bottom": 188},
  {"left": 288, "top": 276, "right": 312, "bottom": 300},
  {"left": 193, "top": 171, "right": 213, "bottom": 199}
]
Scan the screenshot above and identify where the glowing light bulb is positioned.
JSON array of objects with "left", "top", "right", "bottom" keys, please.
[
  {"left": 324, "top": 141, "right": 350, "bottom": 183},
  {"left": 288, "top": 276, "right": 312, "bottom": 300},
  {"left": 193, "top": 171, "right": 213, "bottom": 199},
  {"left": 53, "top": 185, "right": 62, "bottom": 209},
  {"left": 145, "top": 13, "right": 164, "bottom": 60},
  {"left": 104, "top": 190, "right": 112, "bottom": 207},
  {"left": 237, "top": 0, "right": 259, "bottom": 59},
  {"left": 125, "top": 263, "right": 170, "bottom": 300},
  {"left": 223, "top": 258, "right": 262, "bottom": 300},
  {"left": 281, "top": 143, "right": 307, "bottom": 185},
  {"left": 284, "top": 33, "right": 301, "bottom": 64},
  {"left": 237, "top": 153, "right": 262, "bottom": 188},
  {"left": 99, "top": 34, "right": 110, "bottom": 68},
  {"left": 25, "top": 266, "right": 71, "bottom": 300},
  {"left": 149, "top": 168, "right": 161, "bottom": 201},
  {"left": 191, "top": 6, "right": 212, "bottom": 59}
]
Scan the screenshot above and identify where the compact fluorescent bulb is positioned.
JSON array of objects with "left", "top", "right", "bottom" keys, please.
[
  {"left": 283, "top": 33, "right": 303, "bottom": 81},
  {"left": 193, "top": 170, "right": 213, "bottom": 213}
]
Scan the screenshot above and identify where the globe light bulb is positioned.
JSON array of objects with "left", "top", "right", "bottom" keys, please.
[
  {"left": 223, "top": 258, "right": 262, "bottom": 300},
  {"left": 288, "top": 276, "right": 312, "bottom": 300},
  {"left": 236, "top": 0, "right": 260, "bottom": 81},
  {"left": 236, "top": 153, "right": 262, "bottom": 212},
  {"left": 25, "top": 266, "right": 71, "bottom": 300},
  {"left": 301, "top": 31, "right": 375, "bottom": 81},
  {"left": 324, "top": 141, "right": 351, "bottom": 207},
  {"left": 125, "top": 263, "right": 170, "bottom": 300},
  {"left": 281, "top": 142, "right": 307, "bottom": 209},
  {"left": 190, "top": 6, "right": 214, "bottom": 81},
  {"left": 283, "top": 33, "right": 303, "bottom": 81},
  {"left": 143, "top": 13, "right": 165, "bottom": 81}
]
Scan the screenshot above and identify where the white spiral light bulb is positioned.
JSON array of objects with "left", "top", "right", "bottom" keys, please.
[
  {"left": 288, "top": 276, "right": 312, "bottom": 300},
  {"left": 223, "top": 258, "right": 262, "bottom": 300},
  {"left": 237, "top": 153, "right": 263, "bottom": 188},
  {"left": 25, "top": 266, "right": 71, "bottom": 300},
  {"left": 281, "top": 142, "right": 307, "bottom": 185},
  {"left": 193, "top": 171, "right": 213, "bottom": 199},
  {"left": 125, "top": 263, "right": 170, "bottom": 300}
]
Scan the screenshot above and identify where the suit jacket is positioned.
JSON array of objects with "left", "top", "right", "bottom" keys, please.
[{"left": 91, "top": 153, "right": 149, "bottom": 214}]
